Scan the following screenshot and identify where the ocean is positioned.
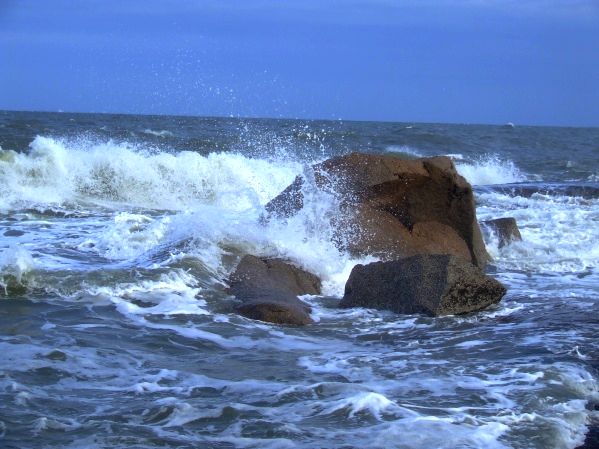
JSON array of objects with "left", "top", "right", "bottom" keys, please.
[{"left": 0, "top": 110, "right": 597, "bottom": 449}]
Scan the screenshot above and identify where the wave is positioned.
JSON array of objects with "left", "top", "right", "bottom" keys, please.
[
  {"left": 478, "top": 182, "right": 599, "bottom": 200},
  {"left": 443, "top": 153, "right": 465, "bottom": 161},
  {"left": 456, "top": 155, "right": 527, "bottom": 186},
  {"left": 83, "top": 201, "right": 373, "bottom": 296},
  {"left": 476, "top": 191, "right": 599, "bottom": 273},
  {"left": 383, "top": 150, "right": 524, "bottom": 186},
  {"left": 0, "top": 136, "right": 301, "bottom": 211},
  {"left": 142, "top": 129, "right": 174, "bottom": 138},
  {"left": 2, "top": 136, "right": 595, "bottom": 294},
  {"left": 0, "top": 246, "right": 34, "bottom": 294},
  {"left": 0, "top": 136, "right": 373, "bottom": 296},
  {"left": 385, "top": 145, "right": 423, "bottom": 158}
]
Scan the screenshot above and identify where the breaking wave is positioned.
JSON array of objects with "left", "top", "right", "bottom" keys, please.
[
  {"left": 0, "top": 136, "right": 301, "bottom": 211},
  {"left": 456, "top": 155, "right": 527, "bottom": 186}
]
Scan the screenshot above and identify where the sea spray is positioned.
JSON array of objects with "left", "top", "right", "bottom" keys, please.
[
  {"left": 0, "top": 245, "right": 34, "bottom": 294},
  {"left": 0, "top": 136, "right": 374, "bottom": 297},
  {"left": 0, "top": 136, "right": 302, "bottom": 210},
  {"left": 456, "top": 154, "right": 528, "bottom": 185}
]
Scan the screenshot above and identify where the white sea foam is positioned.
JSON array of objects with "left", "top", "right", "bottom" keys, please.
[
  {"left": 443, "top": 153, "right": 465, "bottom": 161},
  {"left": 456, "top": 155, "right": 527, "bottom": 185},
  {"left": 93, "top": 212, "right": 172, "bottom": 260},
  {"left": 0, "top": 137, "right": 375, "bottom": 294},
  {"left": 32, "top": 416, "right": 80, "bottom": 434},
  {"left": 82, "top": 269, "right": 208, "bottom": 316},
  {"left": 477, "top": 191, "right": 599, "bottom": 273},
  {"left": 142, "top": 129, "right": 174, "bottom": 137},
  {"left": 0, "top": 136, "right": 301, "bottom": 211},
  {"left": 295, "top": 345, "right": 598, "bottom": 448},
  {"left": 318, "top": 391, "right": 409, "bottom": 420},
  {"left": 360, "top": 420, "right": 511, "bottom": 449}
]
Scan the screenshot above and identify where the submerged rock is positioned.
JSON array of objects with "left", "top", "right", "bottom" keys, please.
[
  {"left": 576, "top": 425, "right": 599, "bottom": 449},
  {"left": 228, "top": 255, "right": 321, "bottom": 325},
  {"left": 44, "top": 350, "right": 68, "bottom": 361},
  {"left": 265, "top": 152, "right": 489, "bottom": 268},
  {"left": 0, "top": 274, "right": 29, "bottom": 296},
  {"left": 3, "top": 229, "right": 25, "bottom": 237},
  {"left": 482, "top": 217, "right": 522, "bottom": 248},
  {"left": 339, "top": 255, "right": 506, "bottom": 316}
]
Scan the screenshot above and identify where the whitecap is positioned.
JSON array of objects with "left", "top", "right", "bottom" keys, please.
[
  {"left": 456, "top": 155, "right": 527, "bottom": 185},
  {"left": 0, "top": 135, "right": 301, "bottom": 211},
  {"left": 385, "top": 145, "right": 424, "bottom": 158},
  {"left": 318, "top": 391, "right": 413, "bottom": 420},
  {"left": 142, "top": 128, "right": 174, "bottom": 137},
  {"left": 477, "top": 191, "right": 599, "bottom": 273},
  {"left": 0, "top": 245, "right": 35, "bottom": 293}
]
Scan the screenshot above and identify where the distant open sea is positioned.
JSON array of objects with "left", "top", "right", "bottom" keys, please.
[{"left": 1, "top": 110, "right": 598, "bottom": 449}]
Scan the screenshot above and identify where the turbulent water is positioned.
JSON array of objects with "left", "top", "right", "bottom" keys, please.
[{"left": 0, "top": 110, "right": 598, "bottom": 449}]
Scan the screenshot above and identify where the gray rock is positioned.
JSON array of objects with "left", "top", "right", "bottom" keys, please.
[
  {"left": 339, "top": 254, "right": 506, "bottom": 316},
  {"left": 3, "top": 229, "right": 25, "bottom": 237},
  {"left": 482, "top": 217, "right": 522, "bottom": 248},
  {"left": 576, "top": 424, "right": 599, "bottom": 449},
  {"left": 228, "top": 255, "right": 321, "bottom": 325}
]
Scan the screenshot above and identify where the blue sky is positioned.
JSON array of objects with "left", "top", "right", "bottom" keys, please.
[{"left": 1, "top": 0, "right": 598, "bottom": 126}]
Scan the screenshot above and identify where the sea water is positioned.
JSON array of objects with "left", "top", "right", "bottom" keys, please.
[{"left": 0, "top": 111, "right": 598, "bottom": 448}]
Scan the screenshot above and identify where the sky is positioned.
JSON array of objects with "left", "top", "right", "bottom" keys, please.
[{"left": 0, "top": 0, "right": 598, "bottom": 126}]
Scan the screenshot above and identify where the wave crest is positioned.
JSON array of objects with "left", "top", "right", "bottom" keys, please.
[
  {"left": 0, "top": 136, "right": 301, "bottom": 211},
  {"left": 456, "top": 155, "right": 527, "bottom": 186},
  {"left": 0, "top": 246, "right": 35, "bottom": 295}
]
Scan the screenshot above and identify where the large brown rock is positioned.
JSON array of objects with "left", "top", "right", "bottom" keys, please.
[
  {"left": 265, "top": 153, "right": 489, "bottom": 268},
  {"left": 339, "top": 255, "right": 506, "bottom": 316},
  {"left": 227, "top": 255, "right": 321, "bottom": 325}
]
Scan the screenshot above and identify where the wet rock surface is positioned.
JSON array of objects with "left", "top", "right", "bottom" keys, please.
[
  {"left": 228, "top": 255, "right": 321, "bottom": 325},
  {"left": 339, "top": 254, "right": 506, "bottom": 316},
  {"left": 482, "top": 217, "right": 522, "bottom": 248},
  {"left": 266, "top": 152, "right": 489, "bottom": 268}
]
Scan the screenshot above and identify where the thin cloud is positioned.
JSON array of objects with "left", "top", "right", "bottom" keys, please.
[{"left": 395, "top": 0, "right": 599, "bottom": 19}]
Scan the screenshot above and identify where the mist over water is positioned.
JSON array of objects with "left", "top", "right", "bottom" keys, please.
[{"left": 1, "top": 111, "right": 598, "bottom": 449}]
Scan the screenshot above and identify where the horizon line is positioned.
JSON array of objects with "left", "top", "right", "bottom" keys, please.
[{"left": 1, "top": 108, "right": 597, "bottom": 130}]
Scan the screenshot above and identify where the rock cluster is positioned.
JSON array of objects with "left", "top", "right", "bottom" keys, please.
[{"left": 227, "top": 153, "right": 507, "bottom": 325}]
